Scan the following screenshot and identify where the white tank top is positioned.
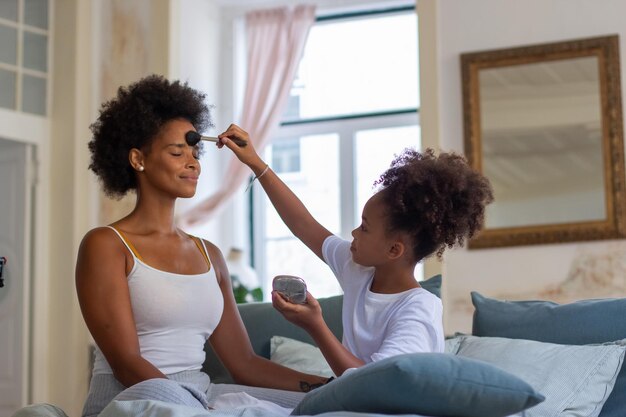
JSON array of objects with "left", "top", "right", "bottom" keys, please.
[{"left": 92, "top": 226, "right": 224, "bottom": 375}]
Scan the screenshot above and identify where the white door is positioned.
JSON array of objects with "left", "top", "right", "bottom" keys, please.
[{"left": 0, "top": 138, "right": 33, "bottom": 415}]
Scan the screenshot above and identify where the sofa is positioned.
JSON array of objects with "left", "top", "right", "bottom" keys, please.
[{"left": 12, "top": 275, "right": 626, "bottom": 417}]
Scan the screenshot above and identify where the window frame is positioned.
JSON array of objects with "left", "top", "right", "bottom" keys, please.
[
  {"left": 252, "top": 110, "right": 420, "bottom": 295},
  {"left": 0, "top": 0, "right": 51, "bottom": 116}
]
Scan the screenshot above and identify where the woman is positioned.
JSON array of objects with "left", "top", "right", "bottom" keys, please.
[{"left": 76, "top": 75, "right": 328, "bottom": 417}]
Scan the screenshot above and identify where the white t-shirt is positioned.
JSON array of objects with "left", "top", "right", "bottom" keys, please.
[{"left": 322, "top": 235, "right": 444, "bottom": 363}]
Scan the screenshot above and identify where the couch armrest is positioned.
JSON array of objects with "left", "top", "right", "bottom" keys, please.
[{"left": 203, "top": 295, "right": 343, "bottom": 383}]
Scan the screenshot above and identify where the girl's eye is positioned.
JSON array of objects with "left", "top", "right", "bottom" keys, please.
[
  {"left": 171, "top": 153, "right": 182, "bottom": 157},
  {"left": 360, "top": 224, "right": 366, "bottom": 231}
]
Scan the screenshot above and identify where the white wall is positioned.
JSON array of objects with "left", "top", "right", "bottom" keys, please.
[
  {"left": 44, "top": 1, "right": 96, "bottom": 414},
  {"left": 421, "top": 0, "right": 626, "bottom": 333},
  {"left": 39, "top": 1, "right": 172, "bottom": 413}
]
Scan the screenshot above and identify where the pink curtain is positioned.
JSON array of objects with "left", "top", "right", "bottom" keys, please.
[{"left": 181, "top": 5, "right": 316, "bottom": 225}]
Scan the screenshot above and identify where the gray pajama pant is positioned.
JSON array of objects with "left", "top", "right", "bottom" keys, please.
[{"left": 82, "top": 370, "right": 306, "bottom": 417}]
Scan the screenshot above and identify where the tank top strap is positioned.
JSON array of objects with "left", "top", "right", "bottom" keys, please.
[
  {"left": 106, "top": 226, "right": 144, "bottom": 262},
  {"left": 189, "top": 235, "right": 211, "bottom": 269}
]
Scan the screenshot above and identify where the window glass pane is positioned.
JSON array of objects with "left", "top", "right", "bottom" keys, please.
[
  {"left": 0, "top": 69, "right": 16, "bottom": 110},
  {"left": 355, "top": 125, "right": 421, "bottom": 222},
  {"left": 264, "top": 133, "right": 340, "bottom": 238},
  {"left": 272, "top": 138, "right": 301, "bottom": 174},
  {"left": 282, "top": 12, "right": 418, "bottom": 121},
  {"left": 0, "top": 0, "right": 18, "bottom": 21},
  {"left": 24, "top": 0, "right": 49, "bottom": 29},
  {"left": 23, "top": 31, "right": 47, "bottom": 72},
  {"left": 22, "top": 74, "right": 46, "bottom": 115},
  {"left": 0, "top": 25, "right": 17, "bottom": 65},
  {"left": 264, "top": 133, "right": 341, "bottom": 297},
  {"left": 266, "top": 238, "right": 341, "bottom": 297}
]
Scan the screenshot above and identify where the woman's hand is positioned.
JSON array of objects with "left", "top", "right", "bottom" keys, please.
[
  {"left": 218, "top": 124, "right": 264, "bottom": 168},
  {"left": 272, "top": 291, "right": 324, "bottom": 332}
]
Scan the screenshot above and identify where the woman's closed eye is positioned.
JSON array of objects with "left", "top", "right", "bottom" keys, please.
[{"left": 170, "top": 152, "right": 199, "bottom": 158}]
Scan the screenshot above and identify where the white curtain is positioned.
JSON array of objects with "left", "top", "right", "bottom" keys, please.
[{"left": 181, "top": 5, "right": 316, "bottom": 225}]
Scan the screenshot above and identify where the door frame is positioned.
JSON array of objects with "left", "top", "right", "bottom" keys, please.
[{"left": 0, "top": 109, "right": 50, "bottom": 404}]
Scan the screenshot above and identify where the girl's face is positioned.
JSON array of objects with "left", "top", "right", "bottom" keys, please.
[
  {"left": 137, "top": 118, "right": 202, "bottom": 199},
  {"left": 350, "top": 192, "right": 398, "bottom": 266}
]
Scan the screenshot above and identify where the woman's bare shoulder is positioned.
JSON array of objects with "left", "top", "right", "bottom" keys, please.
[
  {"left": 76, "top": 227, "right": 129, "bottom": 285},
  {"left": 198, "top": 239, "right": 228, "bottom": 281},
  {"left": 200, "top": 239, "right": 221, "bottom": 255},
  {"left": 79, "top": 226, "right": 125, "bottom": 254}
]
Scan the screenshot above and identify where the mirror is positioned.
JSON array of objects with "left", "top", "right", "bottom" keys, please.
[{"left": 461, "top": 35, "right": 626, "bottom": 248}]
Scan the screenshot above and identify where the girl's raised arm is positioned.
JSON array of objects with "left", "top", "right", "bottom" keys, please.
[{"left": 218, "top": 124, "right": 332, "bottom": 261}]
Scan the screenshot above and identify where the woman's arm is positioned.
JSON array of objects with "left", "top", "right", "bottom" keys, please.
[
  {"left": 75, "top": 227, "right": 166, "bottom": 386},
  {"left": 272, "top": 292, "right": 365, "bottom": 376},
  {"left": 205, "top": 241, "right": 328, "bottom": 391},
  {"left": 218, "top": 124, "right": 332, "bottom": 261}
]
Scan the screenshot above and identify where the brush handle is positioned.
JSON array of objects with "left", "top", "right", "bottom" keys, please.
[
  {"left": 201, "top": 135, "right": 247, "bottom": 147},
  {"left": 200, "top": 136, "right": 219, "bottom": 143}
]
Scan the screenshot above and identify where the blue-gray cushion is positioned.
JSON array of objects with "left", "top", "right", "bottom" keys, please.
[
  {"left": 448, "top": 335, "right": 626, "bottom": 417},
  {"left": 291, "top": 352, "right": 544, "bottom": 417},
  {"left": 471, "top": 292, "right": 626, "bottom": 417},
  {"left": 419, "top": 273, "right": 441, "bottom": 299}
]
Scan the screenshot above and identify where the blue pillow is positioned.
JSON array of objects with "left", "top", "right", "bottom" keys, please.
[
  {"left": 291, "top": 353, "right": 544, "bottom": 417},
  {"left": 471, "top": 292, "right": 626, "bottom": 417},
  {"left": 419, "top": 274, "right": 441, "bottom": 298}
]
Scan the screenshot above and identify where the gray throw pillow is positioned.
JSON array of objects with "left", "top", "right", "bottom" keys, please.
[
  {"left": 449, "top": 335, "right": 626, "bottom": 417},
  {"left": 270, "top": 336, "right": 334, "bottom": 378}
]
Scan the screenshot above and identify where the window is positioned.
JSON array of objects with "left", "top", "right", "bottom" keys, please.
[
  {"left": 272, "top": 138, "right": 301, "bottom": 174},
  {"left": 0, "top": 0, "right": 50, "bottom": 116},
  {"left": 252, "top": 7, "right": 422, "bottom": 298}
]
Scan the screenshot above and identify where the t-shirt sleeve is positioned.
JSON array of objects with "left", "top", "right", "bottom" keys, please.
[
  {"left": 321, "top": 235, "right": 352, "bottom": 289},
  {"left": 370, "top": 295, "right": 444, "bottom": 362}
]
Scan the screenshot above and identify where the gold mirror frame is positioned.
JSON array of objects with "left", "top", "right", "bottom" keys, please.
[{"left": 461, "top": 35, "right": 626, "bottom": 249}]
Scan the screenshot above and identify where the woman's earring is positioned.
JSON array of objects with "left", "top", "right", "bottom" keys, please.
[{"left": 137, "top": 166, "right": 144, "bottom": 172}]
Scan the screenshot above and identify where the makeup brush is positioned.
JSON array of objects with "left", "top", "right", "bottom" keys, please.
[{"left": 185, "top": 131, "right": 247, "bottom": 147}]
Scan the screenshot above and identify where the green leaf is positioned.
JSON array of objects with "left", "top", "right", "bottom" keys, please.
[
  {"left": 233, "top": 285, "right": 248, "bottom": 304},
  {"left": 250, "top": 287, "right": 264, "bottom": 302}
]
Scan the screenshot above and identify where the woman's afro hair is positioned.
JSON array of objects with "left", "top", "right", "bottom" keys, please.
[
  {"left": 375, "top": 148, "right": 494, "bottom": 261},
  {"left": 88, "top": 74, "right": 212, "bottom": 198}
]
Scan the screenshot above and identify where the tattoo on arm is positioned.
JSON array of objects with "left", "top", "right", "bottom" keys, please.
[{"left": 299, "top": 377, "right": 335, "bottom": 392}]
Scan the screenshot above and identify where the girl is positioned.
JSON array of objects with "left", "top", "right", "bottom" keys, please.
[{"left": 219, "top": 124, "right": 493, "bottom": 377}]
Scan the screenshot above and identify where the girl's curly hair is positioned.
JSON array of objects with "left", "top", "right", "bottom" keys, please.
[
  {"left": 375, "top": 148, "right": 493, "bottom": 261},
  {"left": 88, "top": 74, "right": 212, "bottom": 198}
]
